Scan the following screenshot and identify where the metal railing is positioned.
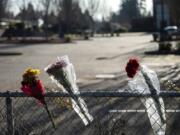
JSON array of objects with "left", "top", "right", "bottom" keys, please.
[
  {"left": 1, "top": 90, "right": 180, "bottom": 135},
  {"left": 1, "top": 90, "right": 180, "bottom": 97}
]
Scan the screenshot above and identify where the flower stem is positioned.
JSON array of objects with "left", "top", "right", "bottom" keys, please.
[{"left": 44, "top": 102, "right": 56, "bottom": 129}]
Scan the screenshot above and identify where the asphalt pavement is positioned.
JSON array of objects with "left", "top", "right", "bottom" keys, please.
[
  {"left": 0, "top": 33, "right": 155, "bottom": 90},
  {"left": 0, "top": 33, "right": 180, "bottom": 135}
]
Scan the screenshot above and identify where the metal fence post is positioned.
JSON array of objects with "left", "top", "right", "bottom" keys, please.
[{"left": 6, "top": 91, "right": 14, "bottom": 135}]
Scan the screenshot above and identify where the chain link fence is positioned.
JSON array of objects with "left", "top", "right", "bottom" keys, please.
[{"left": 0, "top": 91, "right": 180, "bottom": 135}]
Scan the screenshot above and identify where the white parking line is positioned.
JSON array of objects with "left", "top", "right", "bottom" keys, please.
[{"left": 109, "top": 109, "right": 180, "bottom": 113}]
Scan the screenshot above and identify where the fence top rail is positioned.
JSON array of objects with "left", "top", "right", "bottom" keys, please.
[{"left": 0, "top": 90, "right": 180, "bottom": 98}]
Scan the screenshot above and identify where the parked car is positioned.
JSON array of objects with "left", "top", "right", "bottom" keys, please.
[
  {"left": 164, "top": 26, "right": 178, "bottom": 40},
  {"left": 153, "top": 26, "right": 178, "bottom": 41}
]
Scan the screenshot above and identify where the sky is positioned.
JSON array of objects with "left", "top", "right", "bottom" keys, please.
[
  {"left": 10, "top": 0, "right": 153, "bottom": 20},
  {"left": 107, "top": 0, "right": 153, "bottom": 13},
  {"left": 96, "top": 0, "right": 153, "bottom": 20}
]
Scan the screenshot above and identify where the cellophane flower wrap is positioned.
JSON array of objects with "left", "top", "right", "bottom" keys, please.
[
  {"left": 126, "top": 59, "right": 166, "bottom": 135},
  {"left": 21, "top": 68, "right": 56, "bottom": 129},
  {"left": 45, "top": 55, "right": 93, "bottom": 126}
]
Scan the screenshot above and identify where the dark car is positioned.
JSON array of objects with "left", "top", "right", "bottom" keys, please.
[
  {"left": 164, "top": 26, "right": 178, "bottom": 40},
  {"left": 153, "top": 26, "right": 178, "bottom": 41}
]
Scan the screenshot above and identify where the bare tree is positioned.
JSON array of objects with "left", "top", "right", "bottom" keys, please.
[
  {"left": 0, "top": 0, "right": 9, "bottom": 21},
  {"left": 100, "top": 0, "right": 110, "bottom": 20},
  {"left": 139, "top": 0, "right": 147, "bottom": 16},
  {"left": 41, "top": 0, "right": 53, "bottom": 39},
  {"left": 17, "top": 1, "right": 38, "bottom": 23},
  {"left": 83, "top": 0, "right": 100, "bottom": 36},
  {"left": 55, "top": 0, "right": 80, "bottom": 36},
  {"left": 26, "top": 3, "right": 38, "bottom": 23},
  {"left": 86, "top": 0, "right": 100, "bottom": 18},
  {"left": 17, "top": 0, "right": 28, "bottom": 22},
  {"left": 41, "top": 0, "right": 52, "bottom": 23}
]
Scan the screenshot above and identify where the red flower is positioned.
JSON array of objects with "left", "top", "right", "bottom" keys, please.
[
  {"left": 21, "top": 80, "right": 45, "bottom": 105},
  {"left": 125, "top": 58, "right": 140, "bottom": 78}
]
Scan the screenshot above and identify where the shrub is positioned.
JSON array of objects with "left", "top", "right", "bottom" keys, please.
[
  {"left": 115, "top": 27, "right": 128, "bottom": 33},
  {"left": 159, "top": 42, "right": 172, "bottom": 52},
  {"left": 116, "top": 33, "right": 120, "bottom": 37},
  {"left": 176, "top": 42, "right": 180, "bottom": 53},
  {"left": 84, "top": 35, "right": 89, "bottom": 40},
  {"left": 64, "top": 36, "right": 71, "bottom": 43}
]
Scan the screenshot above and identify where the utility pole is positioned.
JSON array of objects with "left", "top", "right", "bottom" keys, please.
[
  {"left": 160, "top": 0, "right": 165, "bottom": 41},
  {"left": 161, "top": 0, "right": 165, "bottom": 30}
]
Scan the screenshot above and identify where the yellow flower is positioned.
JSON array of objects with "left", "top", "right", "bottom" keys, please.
[{"left": 23, "top": 68, "right": 40, "bottom": 78}]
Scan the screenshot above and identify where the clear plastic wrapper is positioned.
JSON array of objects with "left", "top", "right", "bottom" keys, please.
[
  {"left": 128, "top": 65, "right": 166, "bottom": 135},
  {"left": 45, "top": 55, "right": 93, "bottom": 126}
]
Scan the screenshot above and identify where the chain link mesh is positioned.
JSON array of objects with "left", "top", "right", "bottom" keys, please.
[{"left": 0, "top": 93, "right": 179, "bottom": 135}]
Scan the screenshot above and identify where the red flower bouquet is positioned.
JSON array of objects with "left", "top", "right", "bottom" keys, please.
[
  {"left": 21, "top": 68, "right": 56, "bottom": 129},
  {"left": 21, "top": 79, "right": 45, "bottom": 105},
  {"left": 125, "top": 59, "right": 166, "bottom": 135}
]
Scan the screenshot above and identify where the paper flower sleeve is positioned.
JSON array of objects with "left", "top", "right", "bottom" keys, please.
[
  {"left": 126, "top": 59, "right": 166, "bottom": 135},
  {"left": 128, "top": 66, "right": 166, "bottom": 135},
  {"left": 45, "top": 55, "right": 93, "bottom": 126}
]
